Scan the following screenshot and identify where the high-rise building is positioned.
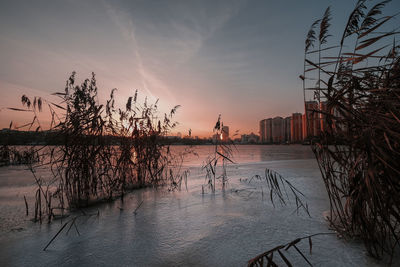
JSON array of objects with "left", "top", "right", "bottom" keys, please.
[
  {"left": 259, "top": 119, "right": 266, "bottom": 143},
  {"left": 272, "top": 116, "right": 284, "bottom": 143},
  {"left": 291, "top": 113, "right": 303, "bottom": 142},
  {"left": 265, "top": 118, "right": 273, "bottom": 143},
  {"left": 221, "top": 126, "right": 229, "bottom": 141},
  {"left": 260, "top": 115, "right": 294, "bottom": 143},
  {"left": 284, "top": 116, "right": 291, "bottom": 142},
  {"left": 302, "top": 101, "right": 320, "bottom": 139},
  {"left": 319, "top": 101, "right": 328, "bottom": 132}
]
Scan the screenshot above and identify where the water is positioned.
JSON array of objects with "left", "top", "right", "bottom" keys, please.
[{"left": 0, "top": 145, "right": 387, "bottom": 266}]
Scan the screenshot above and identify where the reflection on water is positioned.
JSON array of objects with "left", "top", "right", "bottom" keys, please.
[{"left": 0, "top": 145, "right": 387, "bottom": 266}]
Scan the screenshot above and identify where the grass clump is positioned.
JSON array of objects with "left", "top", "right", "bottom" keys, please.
[
  {"left": 302, "top": 0, "right": 400, "bottom": 260},
  {"left": 12, "top": 72, "right": 189, "bottom": 221}
]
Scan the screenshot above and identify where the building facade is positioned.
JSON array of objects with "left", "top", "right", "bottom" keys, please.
[
  {"left": 265, "top": 118, "right": 273, "bottom": 143},
  {"left": 260, "top": 113, "right": 306, "bottom": 143},
  {"left": 291, "top": 113, "right": 303, "bottom": 142},
  {"left": 284, "top": 116, "right": 291, "bottom": 142},
  {"left": 302, "top": 101, "right": 320, "bottom": 139},
  {"left": 319, "top": 101, "right": 329, "bottom": 133},
  {"left": 259, "top": 119, "right": 266, "bottom": 143},
  {"left": 271, "top": 116, "right": 284, "bottom": 143}
]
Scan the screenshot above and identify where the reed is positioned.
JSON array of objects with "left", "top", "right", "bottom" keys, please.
[
  {"left": 245, "top": 168, "right": 310, "bottom": 216},
  {"left": 248, "top": 1, "right": 399, "bottom": 264},
  {"left": 11, "top": 72, "right": 190, "bottom": 222},
  {"left": 303, "top": 0, "right": 400, "bottom": 259},
  {"left": 202, "top": 115, "right": 235, "bottom": 192},
  {"left": 247, "top": 232, "right": 336, "bottom": 267}
]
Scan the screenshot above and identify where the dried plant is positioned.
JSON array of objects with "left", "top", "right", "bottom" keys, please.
[
  {"left": 302, "top": 0, "right": 400, "bottom": 260},
  {"left": 202, "top": 115, "right": 235, "bottom": 193},
  {"left": 171, "top": 146, "right": 198, "bottom": 191},
  {"left": 248, "top": 232, "right": 335, "bottom": 267},
  {"left": 245, "top": 168, "right": 310, "bottom": 216},
  {"left": 43, "top": 210, "right": 100, "bottom": 251},
  {"left": 10, "top": 72, "right": 190, "bottom": 222}
]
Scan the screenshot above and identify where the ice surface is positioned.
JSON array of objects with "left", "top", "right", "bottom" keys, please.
[{"left": 0, "top": 145, "right": 389, "bottom": 266}]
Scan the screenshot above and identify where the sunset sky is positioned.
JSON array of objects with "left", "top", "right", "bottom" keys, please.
[{"left": 1, "top": 0, "right": 399, "bottom": 137}]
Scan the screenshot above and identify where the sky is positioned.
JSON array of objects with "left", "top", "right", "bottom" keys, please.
[{"left": 0, "top": 0, "right": 399, "bottom": 137}]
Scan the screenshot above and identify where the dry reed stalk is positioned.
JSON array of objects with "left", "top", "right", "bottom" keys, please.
[
  {"left": 133, "top": 200, "right": 144, "bottom": 215},
  {"left": 8, "top": 72, "right": 191, "bottom": 224},
  {"left": 302, "top": 0, "right": 400, "bottom": 259},
  {"left": 247, "top": 233, "right": 336, "bottom": 267},
  {"left": 245, "top": 168, "right": 310, "bottom": 216},
  {"left": 202, "top": 115, "right": 236, "bottom": 193}
]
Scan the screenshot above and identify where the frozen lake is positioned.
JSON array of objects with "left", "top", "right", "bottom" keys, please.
[{"left": 0, "top": 145, "right": 387, "bottom": 266}]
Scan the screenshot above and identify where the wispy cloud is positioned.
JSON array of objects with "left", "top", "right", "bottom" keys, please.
[
  {"left": 104, "top": 3, "right": 159, "bottom": 101},
  {"left": 103, "top": 0, "right": 246, "bottom": 104}
]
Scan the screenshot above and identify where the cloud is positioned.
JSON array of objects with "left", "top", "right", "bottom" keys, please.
[
  {"left": 103, "top": 0, "right": 246, "bottom": 103},
  {"left": 104, "top": 3, "right": 159, "bottom": 100},
  {"left": 162, "top": 0, "right": 246, "bottom": 65}
]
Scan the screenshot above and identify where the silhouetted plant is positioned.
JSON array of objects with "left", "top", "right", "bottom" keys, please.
[
  {"left": 203, "top": 115, "right": 235, "bottom": 193},
  {"left": 249, "top": 1, "right": 399, "bottom": 264},
  {"left": 244, "top": 168, "right": 310, "bottom": 216},
  {"left": 247, "top": 232, "right": 335, "bottom": 267},
  {"left": 302, "top": 0, "right": 400, "bottom": 260},
  {"left": 11, "top": 72, "right": 189, "bottom": 222}
]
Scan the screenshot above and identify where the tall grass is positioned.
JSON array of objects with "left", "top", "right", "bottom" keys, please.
[
  {"left": 246, "top": 168, "right": 310, "bottom": 216},
  {"left": 12, "top": 72, "right": 189, "bottom": 221},
  {"left": 303, "top": 0, "right": 400, "bottom": 259},
  {"left": 247, "top": 1, "right": 399, "bottom": 264},
  {"left": 202, "top": 115, "right": 235, "bottom": 193}
]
